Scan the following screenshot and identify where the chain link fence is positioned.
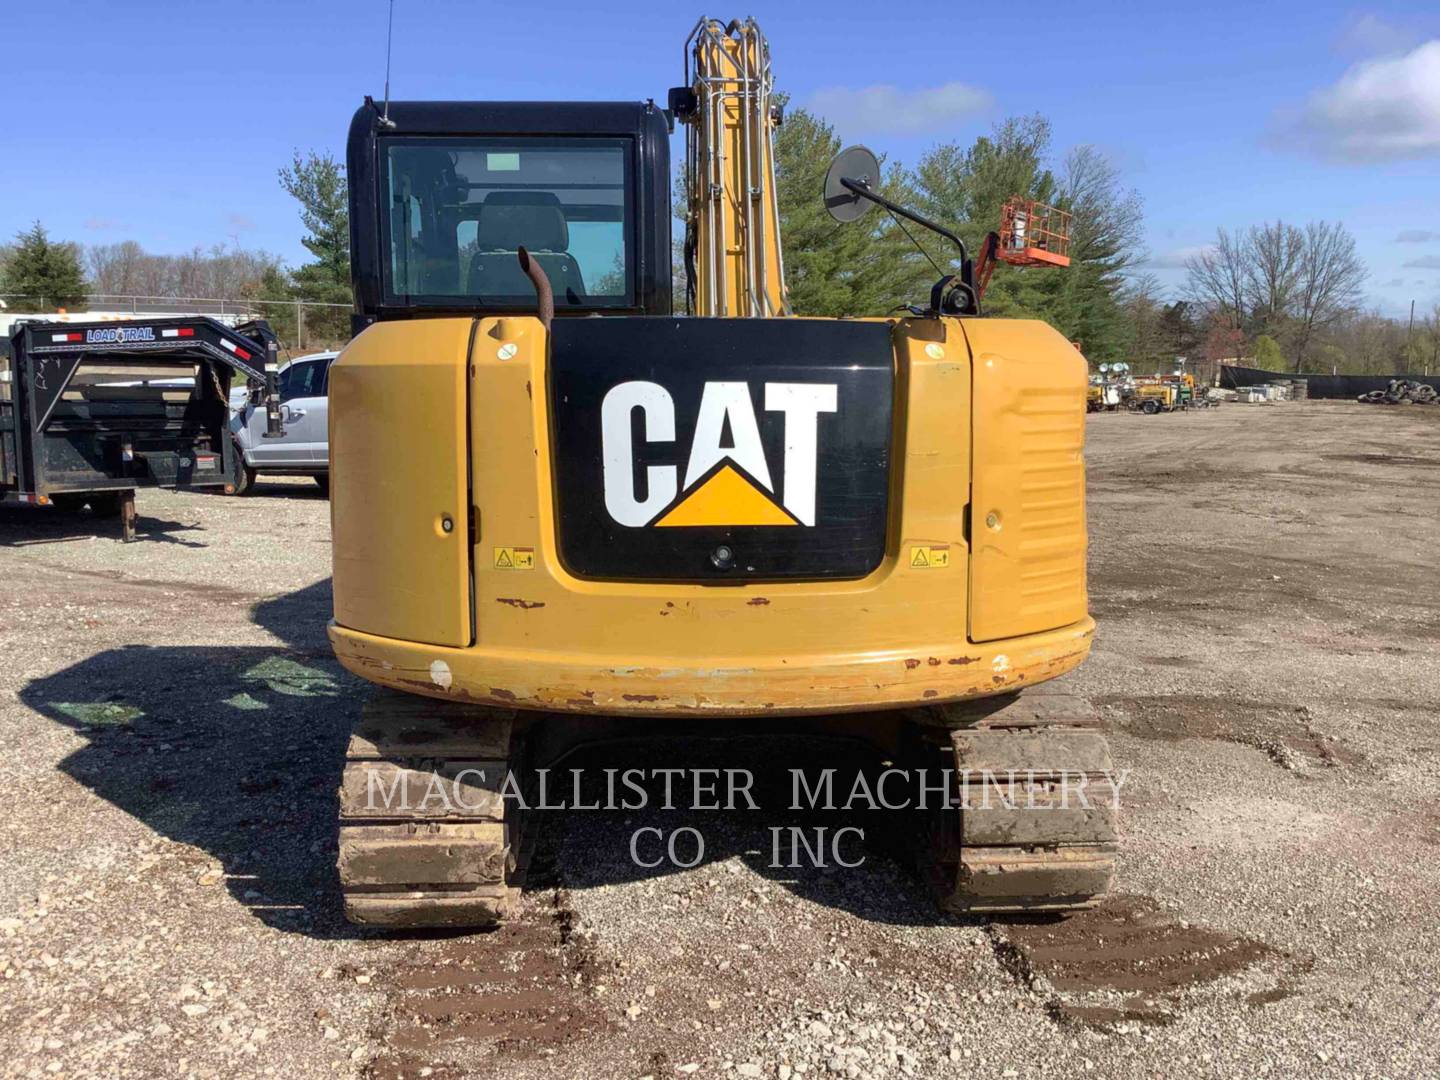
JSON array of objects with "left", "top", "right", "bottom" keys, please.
[{"left": 0, "top": 294, "right": 352, "bottom": 353}]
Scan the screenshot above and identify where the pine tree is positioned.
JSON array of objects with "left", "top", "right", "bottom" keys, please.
[
  {"left": 908, "top": 118, "right": 1142, "bottom": 362},
  {"left": 773, "top": 105, "right": 932, "bottom": 317},
  {"left": 277, "top": 151, "right": 353, "bottom": 342},
  {"left": 0, "top": 223, "right": 87, "bottom": 311},
  {"left": 910, "top": 115, "right": 1059, "bottom": 322}
]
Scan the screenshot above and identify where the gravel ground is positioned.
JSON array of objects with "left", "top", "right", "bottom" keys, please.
[{"left": 1, "top": 401, "right": 1437, "bottom": 1080}]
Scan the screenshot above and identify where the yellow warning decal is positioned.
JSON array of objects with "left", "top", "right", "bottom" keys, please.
[
  {"left": 909, "top": 545, "right": 950, "bottom": 568},
  {"left": 493, "top": 546, "right": 535, "bottom": 570},
  {"left": 654, "top": 464, "right": 797, "bottom": 528}
]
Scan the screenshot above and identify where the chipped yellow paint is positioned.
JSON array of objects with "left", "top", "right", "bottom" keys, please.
[
  {"left": 327, "top": 314, "right": 1092, "bottom": 717},
  {"left": 329, "top": 614, "right": 1093, "bottom": 716}
]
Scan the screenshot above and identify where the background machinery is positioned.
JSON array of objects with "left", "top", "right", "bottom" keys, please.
[
  {"left": 327, "top": 17, "right": 1114, "bottom": 928},
  {"left": 1129, "top": 367, "right": 1216, "bottom": 414},
  {"left": 1090, "top": 362, "right": 1128, "bottom": 411}
]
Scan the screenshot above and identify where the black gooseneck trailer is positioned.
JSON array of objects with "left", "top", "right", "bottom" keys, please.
[{"left": 0, "top": 316, "right": 280, "bottom": 540}]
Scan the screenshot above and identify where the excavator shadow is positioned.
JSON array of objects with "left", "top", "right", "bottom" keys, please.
[
  {"left": 19, "top": 579, "right": 370, "bottom": 938},
  {"left": 22, "top": 577, "right": 963, "bottom": 939},
  {"left": 21, "top": 644, "right": 368, "bottom": 937},
  {"left": 537, "top": 734, "right": 953, "bottom": 928}
]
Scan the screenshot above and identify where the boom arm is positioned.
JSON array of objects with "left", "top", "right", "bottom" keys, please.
[{"left": 672, "top": 17, "right": 789, "bottom": 317}]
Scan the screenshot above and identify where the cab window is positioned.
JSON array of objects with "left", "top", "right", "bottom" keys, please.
[{"left": 382, "top": 137, "right": 633, "bottom": 309}]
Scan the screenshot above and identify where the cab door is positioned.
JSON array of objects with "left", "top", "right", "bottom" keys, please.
[
  {"left": 276, "top": 358, "right": 329, "bottom": 463},
  {"left": 280, "top": 355, "right": 333, "bottom": 465}
]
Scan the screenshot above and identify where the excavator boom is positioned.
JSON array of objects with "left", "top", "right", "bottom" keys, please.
[{"left": 673, "top": 17, "right": 789, "bottom": 317}]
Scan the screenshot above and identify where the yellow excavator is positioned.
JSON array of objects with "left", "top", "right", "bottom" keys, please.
[{"left": 327, "top": 17, "right": 1113, "bottom": 927}]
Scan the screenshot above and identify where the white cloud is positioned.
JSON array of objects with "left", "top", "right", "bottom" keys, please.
[
  {"left": 1402, "top": 255, "right": 1440, "bottom": 269},
  {"left": 805, "top": 82, "right": 991, "bottom": 137},
  {"left": 1335, "top": 14, "right": 1419, "bottom": 57},
  {"left": 1397, "top": 229, "right": 1440, "bottom": 242},
  {"left": 1143, "top": 245, "right": 1215, "bottom": 270},
  {"left": 1274, "top": 40, "right": 1440, "bottom": 161}
]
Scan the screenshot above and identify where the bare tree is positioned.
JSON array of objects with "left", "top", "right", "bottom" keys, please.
[
  {"left": 1290, "top": 220, "right": 1364, "bottom": 373},
  {"left": 1244, "top": 221, "right": 1304, "bottom": 337},
  {"left": 84, "top": 241, "right": 282, "bottom": 301},
  {"left": 1061, "top": 144, "right": 1144, "bottom": 276},
  {"left": 1118, "top": 273, "right": 1167, "bottom": 371},
  {"left": 1185, "top": 228, "right": 1247, "bottom": 330},
  {"left": 86, "top": 241, "right": 147, "bottom": 294}
]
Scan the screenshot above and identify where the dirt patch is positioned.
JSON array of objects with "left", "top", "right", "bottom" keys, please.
[
  {"left": 1088, "top": 462, "right": 1233, "bottom": 491},
  {"left": 366, "top": 890, "right": 610, "bottom": 1078},
  {"left": 1322, "top": 453, "right": 1440, "bottom": 468},
  {"left": 1098, "top": 694, "right": 1367, "bottom": 770},
  {"left": 998, "top": 895, "right": 1283, "bottom": 1027}
]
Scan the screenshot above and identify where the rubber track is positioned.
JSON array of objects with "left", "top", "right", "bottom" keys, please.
[{"left": 337, "top": 690, "right": 531, "bottom": 929}]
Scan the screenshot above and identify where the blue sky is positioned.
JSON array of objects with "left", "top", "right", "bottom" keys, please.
[{"left": 4, "top": 1, "right": 1438, "bottom": 316}]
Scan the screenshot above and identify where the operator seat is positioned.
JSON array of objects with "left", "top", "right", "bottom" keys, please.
[{"left": 468, "top": 191, "right": 586, "bottom": 302}]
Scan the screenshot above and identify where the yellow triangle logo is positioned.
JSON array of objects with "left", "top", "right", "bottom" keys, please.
[
  {"left": 911, "top": 547, "right": 930, "bottom": 567},
  {"left": 654, "top": 464, "right": 797, "bottom": 527}
]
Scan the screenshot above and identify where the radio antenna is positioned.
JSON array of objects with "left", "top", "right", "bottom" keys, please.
[{"left": 380, "top": 0, "right": 397, "bottom": 129}]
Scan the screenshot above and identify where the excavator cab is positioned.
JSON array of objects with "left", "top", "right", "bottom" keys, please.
[
  {"left": 346, "top": 100, "right": 674, "bottom": 336},
  {"left": 326, "top": 17, "right": 1112, "bottom": 930}
]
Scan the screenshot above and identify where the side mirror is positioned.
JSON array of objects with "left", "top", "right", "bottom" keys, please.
[
  {"left": 822, "top": 144, "right": 979, "bottom": 316},
  {"left": 823, "top": 145, "right": 882, "bottom": 223}
]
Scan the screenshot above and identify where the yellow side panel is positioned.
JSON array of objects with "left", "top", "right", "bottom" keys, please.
[
  {"left": 329, "top": 319, "right": 473, "bottom": 648},
  {"left": 962, "top": 319, "right": 1088, "bottom": 642}
]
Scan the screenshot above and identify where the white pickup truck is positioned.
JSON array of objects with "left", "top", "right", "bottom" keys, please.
[{"left": 229, "top": 351, "right": 336, "bottom": 494}]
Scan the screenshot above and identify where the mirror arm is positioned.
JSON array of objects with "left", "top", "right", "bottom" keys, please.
[{"left": 839, "top": 177, "right": 968, "bottom": 265}]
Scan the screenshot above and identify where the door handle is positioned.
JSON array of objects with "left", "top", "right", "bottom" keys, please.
[{"left": 282, "top": 406, "right": 307, "bottom": 420}]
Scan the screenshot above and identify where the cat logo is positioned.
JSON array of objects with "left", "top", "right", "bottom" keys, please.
[{"left": 601, "top": 380, "right": 838, "bottom": 528}]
